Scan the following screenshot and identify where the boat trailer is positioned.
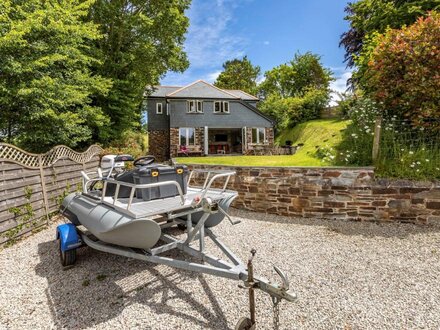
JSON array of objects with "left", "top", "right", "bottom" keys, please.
[{"left": 57, "top": 169, "right": 297, "bottom": 329}]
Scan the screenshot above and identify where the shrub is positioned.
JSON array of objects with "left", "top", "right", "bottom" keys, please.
[
  {"left": 259, "top": 88, "right": 329, "bottom": 130},
  {"left": 336, "top": 97, "right": 379, "bottom": 166},
  {"left": 362, "top": 12, "right": 440, "bottom": 129},
  {"left": 102, "top": 130, "right": 148, "bottom": 159}
]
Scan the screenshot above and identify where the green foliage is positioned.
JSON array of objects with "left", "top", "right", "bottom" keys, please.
[
  {"left": 213, "top": 56, "right": 261, "bottom": 95},
  {"left": 361, "top": 13, "right": 440, "bottom": 129},
  {"left": 0, "top": 0, "right": 112, "bottom": 152},
  {"left": 335, "top": 91, "right": 357, "bottom": 118},
  {"left": 259, "top": 52, "right": 333, "bottom": 99},
  {"left": 259, "top": 88, "right": 330, "bottom": 130},
  {"left": 376, "top": 124, "right": 440, "bottom": 180},
  {"left": 340, "top": 0, "right": 439, "bottom": 68},
  {"left": 103, "top": 130, "right": 149, "bottom": 159},
  {"left": 0, "top": 0, "right": 190, "bottom": 152},
  {"left": 335, "top": 97, "right": 379, "bottom": 166},
  {"left": 90, "top": 0, "right": 191, "bottom": 141},
  {"left": 258, "top": 52, "right": 333, "bottom": 130},
  {"left": 335, "top": 95, "right": 440, "bottom": 180},
  {"left": 4, "top": 186, "right": 37, "bottom": 245}
]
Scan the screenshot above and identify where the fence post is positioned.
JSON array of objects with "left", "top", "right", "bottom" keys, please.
[
  {"left": 372, "top": 116, "right": 383, "bottom": 162},
  {"left": 38, "top": 155, "right": 50, "bottom": 225}
]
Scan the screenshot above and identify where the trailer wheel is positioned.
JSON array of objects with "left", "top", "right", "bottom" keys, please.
[
  {"left": 58, "top": 239, "right": 76, "bottom": 267},
  {"left": 234, "top": 317, "right": 253, "bottom": 330}
]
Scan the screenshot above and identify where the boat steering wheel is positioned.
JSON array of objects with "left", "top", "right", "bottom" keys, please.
[{"left": 133, "top": 155, "right": 156, "bottom": 167}]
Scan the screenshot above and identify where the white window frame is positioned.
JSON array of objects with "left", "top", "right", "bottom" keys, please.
[
  {"left": 251, "top": 127, "right": 266, "bottom": 144},
  {"left": 196, "top": 100, "right": 203, "bottom": 113},
  {"left": 213, "top": 101, "right": 230, "bottom": 113},
  {"left": 179, "top": 127, "right": 196, "bottom": 146},
  {"left": 187, "top": 100, "right": 196, "bottom": 113},
  {"left": 156, "top": 102, "right": 163, "bottom": 114},
  {"left": 187, "top": 100, "right": 204, "bottom": 113}
]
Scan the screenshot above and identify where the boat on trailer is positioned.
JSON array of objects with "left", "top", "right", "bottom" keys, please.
[{"left": 57, "top": 155, "right": 296, "bottom": 329}]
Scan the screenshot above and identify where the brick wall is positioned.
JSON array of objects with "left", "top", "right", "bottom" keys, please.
[{"left": 188, "top": 164, "right": 440, "bottom": 225}]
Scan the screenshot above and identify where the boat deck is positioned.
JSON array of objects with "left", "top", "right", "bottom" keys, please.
[{"left": 102, "top": 187, "right": 237, "bottom": 218}]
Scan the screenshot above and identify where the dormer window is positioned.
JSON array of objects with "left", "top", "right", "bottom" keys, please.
[
  {"left": 156, "top": 102, "right": 163, "bottom": 114},
  {"left": 214, "top": 101, "right": 230, "bottom": 113},
  {"left": 187, "top": 100, "right": 203, "bottom": 113}
]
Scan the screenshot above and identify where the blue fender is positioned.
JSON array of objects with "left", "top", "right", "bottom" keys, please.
[{"left": 56, "top": 224, "right": 81, "bottom": 252}]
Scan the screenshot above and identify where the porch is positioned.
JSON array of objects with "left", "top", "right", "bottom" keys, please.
[{"left": 169, "top": 126, "right": 274, "bottom": 158}]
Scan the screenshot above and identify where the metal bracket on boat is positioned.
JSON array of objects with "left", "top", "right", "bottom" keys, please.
[{"left": 201, "top": 197, "right": 219, "bottom": 214}]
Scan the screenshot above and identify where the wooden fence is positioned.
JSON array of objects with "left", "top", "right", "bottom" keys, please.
[{"left": 0, "top": 143, "right": 102, "bottom": 246}]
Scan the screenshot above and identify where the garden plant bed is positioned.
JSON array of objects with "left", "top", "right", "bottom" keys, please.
[{"left": 1, "top": 209, "right": 440, "bottom": 329}]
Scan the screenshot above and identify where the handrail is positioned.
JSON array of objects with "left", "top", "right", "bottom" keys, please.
[
  {"left": 83, "top": 169, "right": 235, "bottom": 213},
  {"left": 199, "top": 171, "right": 236, "bottom": 201},
  {"left": 91, "top": 178, "right": 186, "bottom": 210}
]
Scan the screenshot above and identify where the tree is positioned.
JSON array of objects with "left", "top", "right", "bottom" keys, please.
[
  {"left": 89, "top": 0, "right": 191, "bottom": 141},
  {"left": 259, "top": 89, "right": 330, "bottom": 130},
  {"left": 0, "top": 0, "right": 111, "bottom": 152},
  {"left": 362, "top": 12, "right": 440, "bottom": 129},
  {"left": 213, "top": 56, "right": 261, "bottom": 95},
  {"left": 340, "top": 0, "right": 439, "bottom": 68},
  {"left": 258, "top": 53, "right": 333, "bottom": 130},
  {"left": 258, "top": 52, "right": 333, "bottom": 99}
]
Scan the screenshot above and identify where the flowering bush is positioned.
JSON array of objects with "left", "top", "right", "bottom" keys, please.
[{"left": 336, "top": 97, "right": 379, "bottom": 166}]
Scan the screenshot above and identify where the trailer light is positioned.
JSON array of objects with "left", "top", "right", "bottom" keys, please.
[
  {"left": 152, "top": 171, "right": 159, "bottom": 177},
  {"left": 176, "top": 168, "right": 183, "bottom": 174}
]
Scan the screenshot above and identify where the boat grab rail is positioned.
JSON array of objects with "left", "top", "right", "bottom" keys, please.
[
  {"left": 187, "top": 169, "right": 236, "bottom": 196},
  {"left": 82, "top": 169, "right": 236, "bottom": 213},
  {"left": 100, "top": 179, "right": 186, "bottom": 210}
]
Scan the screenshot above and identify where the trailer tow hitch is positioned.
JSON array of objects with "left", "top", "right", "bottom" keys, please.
[{"left": 236, "top": 249, "right": 297, "bottom": 330}]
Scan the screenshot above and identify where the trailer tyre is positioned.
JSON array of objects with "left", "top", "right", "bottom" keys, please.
[
  {"left": 234, "top": 317, "right": 253, "bottom": 330},
  {"left": 58, "top": 239, "right": 76, "bottom": 267}
]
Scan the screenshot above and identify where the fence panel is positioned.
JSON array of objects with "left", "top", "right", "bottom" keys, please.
[{"left": 0, "top": 143, "right": 102, "bottom": 245}]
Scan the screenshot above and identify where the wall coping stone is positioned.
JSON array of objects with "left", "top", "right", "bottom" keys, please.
[{"left": 183, "top": 163, "right": 375, "bottom": 171}]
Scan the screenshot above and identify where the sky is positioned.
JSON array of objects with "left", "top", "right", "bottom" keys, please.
[{"left": 161, "top": 0, "right": 353, "bottom": 103}]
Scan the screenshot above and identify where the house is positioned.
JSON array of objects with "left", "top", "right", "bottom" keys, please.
[{"left": 145, "top": 80, "right": 274, "bottom": 160}]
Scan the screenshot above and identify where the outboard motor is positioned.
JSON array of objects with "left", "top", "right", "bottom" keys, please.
[{"left": 101, "top": 154, "right": 135, "bottom": 178}]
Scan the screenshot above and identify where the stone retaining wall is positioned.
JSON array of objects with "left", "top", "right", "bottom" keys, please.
[{"left": 188, "top": 164, "right": 440, "bottom": 225}]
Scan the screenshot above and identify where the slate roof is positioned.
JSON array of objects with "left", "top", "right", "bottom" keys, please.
[
  {"left": 148, "top": 80, "right": 259, "bottom": 100},
  {"left": 224, "top": 89, "right": 259, "bottom": 101}
]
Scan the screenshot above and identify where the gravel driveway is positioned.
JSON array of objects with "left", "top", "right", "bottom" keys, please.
[{"left": 1, "top": 209, "right": 440, "bottom": 329}]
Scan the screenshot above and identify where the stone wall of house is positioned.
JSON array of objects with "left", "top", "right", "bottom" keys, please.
[
  {"left": 170, "top": 127, "right": 205, "bottom": 158},
  {"left": 195, "top": 127, "right": 205, "bottom": 153},
  {"left": 169, "top": 128, "right": 179, "bottom": 158},
  {"left": 149, "top": 129, "right": 170, "bottom": 161},
  {"left": 244, "top": 127, "right": 275, "bottom": 155},
  {"left": 187, "top": 164, "right": 440, "bottom": 225},
  {"left": 266, "top": 127, "right": 274, "bottom": 146}
]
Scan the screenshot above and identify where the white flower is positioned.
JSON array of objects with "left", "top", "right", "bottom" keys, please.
[
  {"left": 410, "top": 164, "right": 415, "bottom": 168},
  {"left": 409, "top": 151, "right": 414, "bottom": 155},
  {"left": 401, "top": 149, "right": 404, "bottom": 151},
  {"left": 417, "top": 161, "right": 421, "bottom": 165},
  {"left": 425, "top": 159, "right": 430, "bottom": 162}
]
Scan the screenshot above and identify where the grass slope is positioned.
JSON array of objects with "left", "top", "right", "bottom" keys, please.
[{"left": 175, "top": 119, "right": 350, "bottom": 167}]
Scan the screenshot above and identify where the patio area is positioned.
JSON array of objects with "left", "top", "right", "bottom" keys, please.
[{"left": 1, "top": 209, "right": 440, "bottom": 329}]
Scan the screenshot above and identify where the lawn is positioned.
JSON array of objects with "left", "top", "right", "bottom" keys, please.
[{"left": 175, "top": 119, "right": 350, "bottom": 166}]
